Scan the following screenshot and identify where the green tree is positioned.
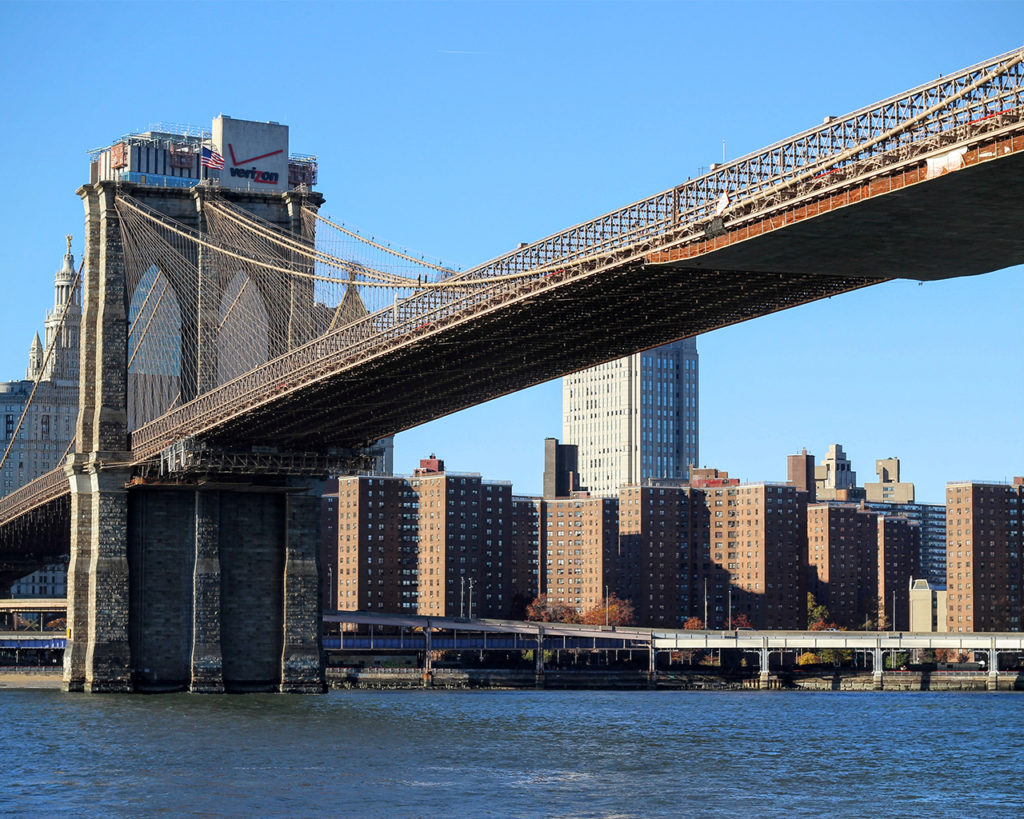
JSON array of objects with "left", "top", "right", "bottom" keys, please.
[{"left": 807, "top": 593, "right": 831, "bottom": 630}]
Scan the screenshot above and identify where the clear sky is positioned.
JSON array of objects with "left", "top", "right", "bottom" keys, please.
[{"left": 1, "top": 1, "right": 1021, "bottom": 504}]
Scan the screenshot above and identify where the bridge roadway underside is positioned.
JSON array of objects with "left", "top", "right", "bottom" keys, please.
[
  {"left": 671, "top": 145, "right": 1024, "bottom": 280},
  {"left": 0, "top": 500, "right": 69, "bottom": 590},
  {"left": 207, "top": 269, "right": 881, "bottom": 452},
  {"left": 199, "top": 148, "right": 1024, "bottom": 453}
]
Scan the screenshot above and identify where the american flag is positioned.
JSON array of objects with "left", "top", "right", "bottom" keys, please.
[{"left": 201, "top": 146, "right": 225, "bottom": 169}]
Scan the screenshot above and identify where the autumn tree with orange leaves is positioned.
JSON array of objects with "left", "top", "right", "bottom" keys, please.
[
  {"left": 581, "top": 593, "right": 635, "bottom": 626},
  {"left": 525, "top": 595, "right": 581, "bottom": 624}
]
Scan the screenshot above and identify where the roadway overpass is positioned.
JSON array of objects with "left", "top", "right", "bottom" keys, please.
[{"left": 326, "top": 610, "right": 1024, "bottom": 689}]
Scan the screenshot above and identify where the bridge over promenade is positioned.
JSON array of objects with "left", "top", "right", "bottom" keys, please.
[{"left": 2, "top": 48, "right": 1024, "bottom": 693}]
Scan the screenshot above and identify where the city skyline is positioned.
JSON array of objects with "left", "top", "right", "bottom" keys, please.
[{"left": 1, "top": 2, "right": 1021, "bottom": 505}]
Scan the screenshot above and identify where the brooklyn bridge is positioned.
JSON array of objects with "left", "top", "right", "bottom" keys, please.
[{"left": 2, "top": 48, "right": 1024, "bottom": 692}]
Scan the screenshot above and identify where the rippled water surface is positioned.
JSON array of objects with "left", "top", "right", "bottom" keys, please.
[{"left": 2, "top": 688, "right": 1022, "bottom": 817}]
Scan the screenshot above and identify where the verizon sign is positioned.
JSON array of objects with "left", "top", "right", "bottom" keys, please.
[{"left": 212, "top": 116, "right": 289, "bottom": 192}]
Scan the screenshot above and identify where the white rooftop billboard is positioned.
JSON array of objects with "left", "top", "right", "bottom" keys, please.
[{"left": 211, "top": 116, "right": 289, "bottom": 192}]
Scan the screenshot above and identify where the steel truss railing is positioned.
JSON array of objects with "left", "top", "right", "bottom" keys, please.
[{"left": 0, "top": 467, "right": 68, "bottom": 522}]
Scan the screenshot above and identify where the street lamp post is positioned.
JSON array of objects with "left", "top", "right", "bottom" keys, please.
[
  {"left": 460, "top": 576, "right": 465, "bottom": 618},
  {"left": 605, "top": 585, "right": 609, "bottom": 627},
  {"left": 728, "top": 587, "right": 732, "bottom": 631}
]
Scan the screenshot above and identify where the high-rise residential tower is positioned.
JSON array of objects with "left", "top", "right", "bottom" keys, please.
[
  {"left": 562, "top": 338, "right": 698, "bottom": 498},
  {"left": 945, "top": 479, "right": 1024, "bottom": 633}
]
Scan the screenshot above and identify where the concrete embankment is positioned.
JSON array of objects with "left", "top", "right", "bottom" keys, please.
[
  {"left": 3, "top": 666, "right": 1021, "bottom": 693},
  {"left": 328, "top": 667, "right": 1024, "bottom": 692},
  {"left": 327, "top": 667, "right": 743, "bottom": 690},
  {"left": 778, "top": 671, "right": 1024, "bottom": 691}
]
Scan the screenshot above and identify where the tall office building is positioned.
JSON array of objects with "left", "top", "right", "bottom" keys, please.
[
  {"left": 562, "top": 338, "right": 698, "bottom": 498},
  {"left": 1, "top": 238, "right": 80, "bottom": 498}
]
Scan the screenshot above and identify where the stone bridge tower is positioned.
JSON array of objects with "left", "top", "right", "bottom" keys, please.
[{"left": 64, "top": 166, "right": 330, "bottom": 693}]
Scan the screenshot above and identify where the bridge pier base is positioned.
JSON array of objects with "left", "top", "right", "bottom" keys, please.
[
  {"left": 126, "top": 477, "right": 326, "bottom": 694},
  {"left": 63, "top": 454, "right": 134, "bottom": 694},
  {"left": 534, "top": 626, "right": 545, "bottom": 688},
  {"left": 189, "top": 491, "right": 224, "bottom": 694},
  {"left": 280, "top": 486, "right": 326, "bottom": 694},
  {"left": 987, "top": 642, "right": 999, "bottom": 691},
  {"left": 758, "top": 670, "right": 771, "bottom": 690}
]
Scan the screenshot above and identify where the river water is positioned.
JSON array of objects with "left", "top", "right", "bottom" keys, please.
[{"left": 1, "top": 688, "right": 1021, "bottom": 817}]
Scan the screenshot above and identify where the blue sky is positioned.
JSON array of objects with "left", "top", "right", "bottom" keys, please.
[{"left": 1, "top": 1, "right": 1021, "bottom": 503}]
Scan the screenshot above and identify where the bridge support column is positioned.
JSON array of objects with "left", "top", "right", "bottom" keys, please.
[
  {"left": 422, "top": 622, "right": 433, "bottom": 687},
  {"left": 534, "top": 625, "right": 545, "bottom": 688},
  {"left": 64, "top": 455, "right": 133, "bottom": 693},
  {"left": 988, "top": 639, "right": 999, "bottom": 691},
  {"left": 280, "top": 479, "right": 326, "bottom": 693},
  {"left": 872, "top": 646, "right": 884, "bottom": 690},
  {"left": 758, "top": 644, "right": 771, "bottom": 690},
  {"left": 64, "top": 181, "right": 132, "bottom": 693},
  {"left": 189, "top": 490, "right": 223, "bottom": 693},
  {"left": 62, "top": 457, "right": 92, "bottom": 692}
]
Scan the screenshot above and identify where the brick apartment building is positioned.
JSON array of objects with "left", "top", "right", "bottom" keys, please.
[
  {"left": 945, "top": 479, "right": 1024, "bottom": 632},
  {"left": 540, "top": 496, "right": 619, "bottom": 611},
  {"left": 323, "top": 458, "right": 517, "bottom": 619},
  {"left": 511, "top": 496, "right": 542, "bottom": 614},
  {"left": 326, "top": 451, "right": 1023, "bottom": 634},
  {"left": 806, "top": 503, "right": 879, "bottom": 630},
  {"left": 324, "top": 476, "right": 419, "bottom": 613},
  {"left": 695, "top": 473, "right": 807, "bottom": 630},
  {"left": 806, "top": 503, "right": 919, "bottom": 631},
  {"left": 618, "top": 483, "right": 706, "bottom": 628},
  {"left": 877, "top": 515, "right": 920, "bottom": 631}
]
